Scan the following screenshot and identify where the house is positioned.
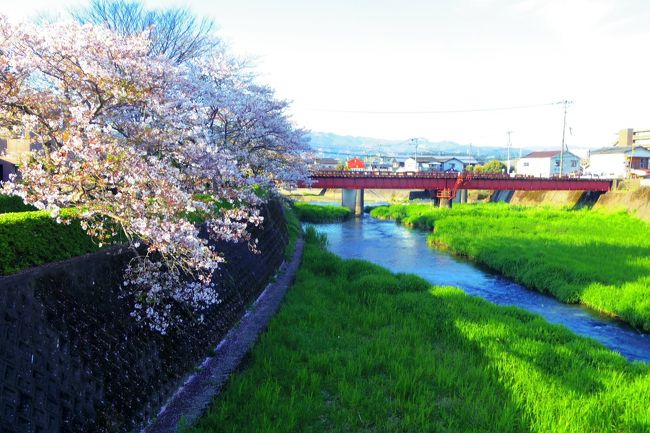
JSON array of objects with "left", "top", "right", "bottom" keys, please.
[
  {"left": 346, "top": 157, "right": 365, "bottom": 171},
  {"left": 0, "top": 136, "right": 43, "bottom": 182},
  {"left": 312, "top": 157, "right": 339, "bottom": 170},
  {"left": 516, "top": 150, "right": 581, "bottom": 177},
  {"left": 367, "top": 156, "right": 395, "bottom": 172},
  {"left": 439, "top": 157, "right": 465, "bottom": 172},
  {"left": 588, "top": 146, "right": 650, "bottom": 178},
  {"left": 435, "top": 155, "right": 479, "bottom": 170},
  {"left": 404, "top": 157, "right": 441, "bottom": 172},
  {"left": 404, "top": 155, "right": 477, "bottom": 172}
]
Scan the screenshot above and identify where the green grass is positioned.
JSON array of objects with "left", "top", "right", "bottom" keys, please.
[
  {"left": 188, "top": 229, "right": 650, "bottom": 433},
  {"left": 0, "top": 209, "right": 100, "bottom": 275},
  {"left": 0, "top": 195, "right": 36, "bottom": 213},
  {"left": 371, "top": 203, "right": 650, "bottom": 331},
  {"left": 292, "top": 202, "right": 352, "bottom": 223}
]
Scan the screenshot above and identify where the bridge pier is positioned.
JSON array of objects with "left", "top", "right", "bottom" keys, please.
[
  {"left": 355, "top": 189, "right": 365, "bottom": 216},
  {"left": 458, "top": 189, "right": 468, "bottom": 203},
  {"left": 342, "top": 189, "right": 365, "bottom": 216},
  {"left": 439, "top": 198, "right": 452, "bottom": 208}
]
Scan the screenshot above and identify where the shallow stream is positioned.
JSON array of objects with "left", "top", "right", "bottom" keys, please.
[{"left": 313, "top": 215, "right": 650, "bottom": 363}]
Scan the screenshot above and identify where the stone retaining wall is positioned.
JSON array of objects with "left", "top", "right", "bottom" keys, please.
[{"left": 0, "top": 200, "right": 288, "bottom": 433}]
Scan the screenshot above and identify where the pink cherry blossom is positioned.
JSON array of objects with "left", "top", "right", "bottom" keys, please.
[{"left": 0, "top": 17, "right": 309, "bottom": 332}]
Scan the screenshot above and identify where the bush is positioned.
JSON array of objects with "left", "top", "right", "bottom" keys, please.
[
  {"left": 0, "top": 209, "right": 100, "bottom": 275},
  {"left": 0, "top": 195, "right": 36, "bottom": 213}
]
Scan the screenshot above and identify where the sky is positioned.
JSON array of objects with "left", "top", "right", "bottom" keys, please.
[{"left": 4, "top": 0, "right": 650, "bottom": 153}]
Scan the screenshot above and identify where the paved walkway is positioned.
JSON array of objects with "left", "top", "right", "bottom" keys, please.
[{"left": 145, "top": 239, "right": 305, "bottom": 433}]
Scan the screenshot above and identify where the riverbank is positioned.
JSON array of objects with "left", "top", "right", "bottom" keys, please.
[
  {"left": 498, "top": 186, "right": 650, "bottom": 222},
  {"left": 370, "top": 203, "right": 650, "bottom": 331},
  {"left": 188, "top": 228, "right": 650, "bottom": 433},
  {"left": 291, "top": 202, "right": 352, "bottom": 223},
  {"left": 284, "top": 187, "right": 411, "bottom": 204}
]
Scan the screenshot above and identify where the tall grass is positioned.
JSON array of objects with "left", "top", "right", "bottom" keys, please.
[
  {"left": 371, "top": 203, "right": 650, "bottom": 330},
  {"left": 292, "top": 202, "right": 351, "bottom": 223},
  {"left": 189, "top": 232, "right": 650, "bottom": 433}
]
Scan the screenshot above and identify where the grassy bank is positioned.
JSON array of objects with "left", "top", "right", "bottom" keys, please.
[
  {"left": 371, "top": 203, "right": 650, "bottom": 330},
  {"left": 189, "top": 229, "right": 650, "bottom": 433},
  {"left": 292, "top": 202, "right": 351, "bottom": 223}
]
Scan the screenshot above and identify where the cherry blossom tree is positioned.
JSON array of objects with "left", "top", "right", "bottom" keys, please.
[
  {"left": 73, "top": 0, "right": 217, "bottom": 64},
  {"left": 196, "top": 57, "right": 311, "bottom": 188},
  {"left": 0, "top": 16, "right": 308, "bottom": 332}
]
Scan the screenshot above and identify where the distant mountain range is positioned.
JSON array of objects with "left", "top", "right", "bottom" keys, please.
[{"left": 307, "top": 132, "right": 533, "bottom": 162}]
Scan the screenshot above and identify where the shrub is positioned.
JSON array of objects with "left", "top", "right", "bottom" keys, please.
[
  {"left": 0, "top": 195, "right": 36, "bottom": 213},
  {"left": 0, "top": 209, "right": 99, "bottom": 275}
]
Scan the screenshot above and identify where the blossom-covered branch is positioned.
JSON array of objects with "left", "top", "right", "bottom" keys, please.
[{"left": 0, "top": 16, "right": 308, "bottom": 332}]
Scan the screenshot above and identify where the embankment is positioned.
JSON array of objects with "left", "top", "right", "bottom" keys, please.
[
  {"left": 493, "top": 188, "right": 650, "bottom": 221},
  {"left": 593, "top": 188, "right": 650, "bottom": 221},
  {"left": 0, "top": 200, "right": 290, "bottom": 433}
]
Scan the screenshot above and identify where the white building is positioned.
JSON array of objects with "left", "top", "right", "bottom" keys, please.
[
  {"left": 404, "top": 156, "right": 477, "bottom": 172},
  {"left": 588, "top": 146, "right": 650, "bottom": 178},
  {"left": 404, "top": 157, "right": 441, "bottom": 172},
  {"left": 516, "top": 150, "right": 581, "bottom": 177},
  {"left": 312, "top": 157, "right": 339, "bottom": 170}
]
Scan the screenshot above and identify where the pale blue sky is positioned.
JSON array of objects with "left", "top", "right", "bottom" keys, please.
[{"left": 5, "top": 0, "right": 650, "bottom": 152}]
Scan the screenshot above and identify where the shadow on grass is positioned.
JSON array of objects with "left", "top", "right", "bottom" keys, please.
[{"left": 189, "top": 243, "right": 650, "bottom": 433}]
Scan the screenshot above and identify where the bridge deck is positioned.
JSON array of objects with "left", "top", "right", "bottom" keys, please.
[{"left": 305, "top": 171, "right": 612, "bottom": 191}]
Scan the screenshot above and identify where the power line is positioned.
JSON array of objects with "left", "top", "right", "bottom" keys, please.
[{"left": 307, "top": 101, "right": 562, "bottom": 115}]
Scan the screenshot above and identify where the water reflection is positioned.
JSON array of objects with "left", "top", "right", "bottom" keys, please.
[{"left": 312, "top": 215, "right": 650, "bottom": 363}]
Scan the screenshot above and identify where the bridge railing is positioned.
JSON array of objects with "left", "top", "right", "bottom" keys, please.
[{"left": 310, "top": 170, "right": 610, "bottom": 182}]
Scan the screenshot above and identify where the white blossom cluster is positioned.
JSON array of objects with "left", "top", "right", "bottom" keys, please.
[{"left": 0, "top": 17, "right": 310, "bottom": 333}]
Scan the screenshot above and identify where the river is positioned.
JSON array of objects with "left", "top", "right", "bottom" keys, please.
[{"left": 311, "top": 214, "right": 650, "bottom": 363}]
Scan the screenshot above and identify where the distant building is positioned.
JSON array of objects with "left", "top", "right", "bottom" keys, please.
[
  {"left": 404, "top": 155, "right": 477, "bottom": 172},
  {"left": 516, "top": 150, "right": 581, "bottom": 177},
  {"left": 0, "top": 136, "right": 43, "bottom": 182},
  {"left": 588, "top": 146, "right": 650, "bottom": 178},
  {"left": 346, "top": 157, "right": 365, "bottom": 171},
  {"left": 312, "top": 157, "right": 339, "bottom": 170},
  {"left": 435, "top": 155, "right": 479, "bottom": 168},
  {"left": 404, "top": 157, "right": 441, "bottom": 172},
  {"left": 439, "top": 157, "right": 465, "bottom": 172},
  {"left": 616, "top": 128, "right": 650, "bottom": 148}
]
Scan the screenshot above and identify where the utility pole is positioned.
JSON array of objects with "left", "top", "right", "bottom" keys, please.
[
  {"left": 410, "top": 137, "right": 420, "bottom": 172},
  {"left": 506, "top": 130, "right": 513, "bottom": 175},
  {"left": 559, "top": 100, "right": 572, "bottom": 177}
]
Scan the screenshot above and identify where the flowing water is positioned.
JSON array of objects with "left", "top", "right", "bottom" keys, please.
[{"left": 312, "top": 215, "right": 650, "bottom": 363}]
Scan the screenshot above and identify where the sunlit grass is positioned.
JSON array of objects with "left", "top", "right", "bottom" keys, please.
[
  {"left": 189, "top": 228, "right": 650, "bottom": 433},
  {"left": 371, "top": 203, "right": 650, "bottom": 330}
]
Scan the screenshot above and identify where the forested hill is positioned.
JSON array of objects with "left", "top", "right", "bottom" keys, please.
[{"left": 308, "top": 132, "right": 529, "bottom": 161}]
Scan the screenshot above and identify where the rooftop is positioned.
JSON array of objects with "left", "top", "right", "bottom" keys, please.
[{"left": 591, "top": 146, "right": 650, "bottom": 155}]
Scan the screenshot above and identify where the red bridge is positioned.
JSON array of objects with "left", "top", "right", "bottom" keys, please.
[
  {"left": 307, "top": 171, "right": 612, "bottom": 193},
  {"left": 302, "top": 171, "right": 612, "bottom": 214}
]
